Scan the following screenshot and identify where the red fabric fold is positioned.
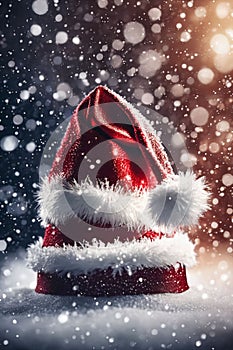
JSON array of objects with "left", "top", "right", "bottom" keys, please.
[{"left": 50, "top": 85, "right": 173, "bottom": 188}]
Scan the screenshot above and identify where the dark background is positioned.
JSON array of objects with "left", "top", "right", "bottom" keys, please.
[{"left": 0, "top": 0, "right": 232, "bottom": 257}]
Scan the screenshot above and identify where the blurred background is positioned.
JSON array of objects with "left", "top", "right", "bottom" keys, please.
[{"left": 0, "top": 0, "right": 232, "bottom": 261}]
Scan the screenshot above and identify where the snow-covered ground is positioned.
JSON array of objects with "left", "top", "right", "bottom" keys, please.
[{"left": 0, "top": 251, "right": 232, "bottom": 350}]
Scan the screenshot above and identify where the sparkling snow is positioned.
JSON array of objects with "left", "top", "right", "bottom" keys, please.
[{"left": 0, "top": 253, "right": 232, "bottom": 349}]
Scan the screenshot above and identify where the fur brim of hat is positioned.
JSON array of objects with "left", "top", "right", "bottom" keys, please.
[
  {"left": 27, "top": 231, "right": 196, "bottom": 277},
  {"left": 37, "top": 171, "right": 210, "bottom": 233}
]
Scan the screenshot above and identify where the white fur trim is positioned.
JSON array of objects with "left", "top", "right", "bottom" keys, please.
[
  {"left": 145, "top": 171, "right": 211, "bottom": 231},
  {"left": 37, "top": 171, "right": 210, "bottom": 232},
  {"left": 37, "top": 175, "right": 147, "bottom": 231},
  {"left": 27, "top": 231, "right": 196, "bottom": 276}
]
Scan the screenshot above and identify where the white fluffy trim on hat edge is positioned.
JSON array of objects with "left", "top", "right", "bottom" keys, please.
[
  {"left": 37, "top": 171, "right": 210, "bottom": 232},
  {"left": 37, "top": 175, "right": 147, "bottom": 231},
  {"left": 27, "top": 231, "right": 196, "bottom": 276}
]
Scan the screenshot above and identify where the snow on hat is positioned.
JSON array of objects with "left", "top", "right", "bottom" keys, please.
[{"left": 27, "top": 85, "right": 210, "bottom": 296}]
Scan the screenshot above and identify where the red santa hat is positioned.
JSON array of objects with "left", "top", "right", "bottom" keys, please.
[{"left": 27, "top": 85, "right": 210, "bottom": 296}]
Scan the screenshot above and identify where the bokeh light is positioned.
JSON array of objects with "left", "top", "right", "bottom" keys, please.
[
  {"left": 190, "top": 107, "right": 209, "bottom": 126},
  {"left": 210, "top": 34, "right": 230, "bottom": 55},
  {"left": 216, "top": 2, "right": 231, "bottom": 19},
  {"left": 197, "top": 68, "right": 215, "bottom": 85},
  {"left": 123, "top": 21, "right": 145, "bottom": 44}
]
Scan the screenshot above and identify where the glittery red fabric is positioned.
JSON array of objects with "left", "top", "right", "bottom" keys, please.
[
  {"left": 42, "top": 225, "right": 74, "bottom": 247},
  {"left": 36, "top": 264, "right": 189, "bottom": 296},
  {"left": 43, "top": 86, "right": 174, "bottom": 248},
  {"left": 37, "top": 86, "right": 188, "bottom": 295},
  {"left": 50, "top": 85, "right": 173, "bottom": 184}
]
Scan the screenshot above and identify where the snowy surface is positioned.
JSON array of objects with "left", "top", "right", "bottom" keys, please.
[{"left": 0, "top": 252, "right": 232, "bottom": 350}]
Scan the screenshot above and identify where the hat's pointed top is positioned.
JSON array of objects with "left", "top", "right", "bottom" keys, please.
[
  {"left": 80, "top": 85, "right": 120, "bottom": 109},
  {"left": 91, "top": 84, "right": 114, "bottom": 95},
  {"left": 50, "top": 85, "right": 174, "bottom": 183},
  {"left": 92, "top": 84, "right": 108, "bottom": 92}
]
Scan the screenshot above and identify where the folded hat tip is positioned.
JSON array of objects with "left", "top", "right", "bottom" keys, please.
[
  {"left": 92, "top": 84, "right": 110, "bottom": 94},
  {"left": 84, "top": 84, "right": 120, "bottom": 105}
]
